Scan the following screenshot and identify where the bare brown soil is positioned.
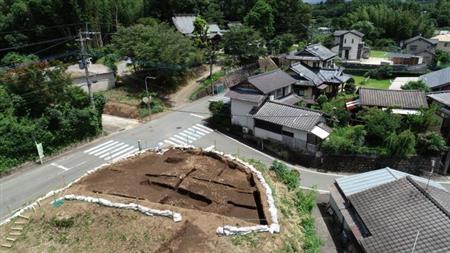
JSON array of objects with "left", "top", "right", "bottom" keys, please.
[{"left": 71, "top": 149, "right": 269, "bottom": 225}]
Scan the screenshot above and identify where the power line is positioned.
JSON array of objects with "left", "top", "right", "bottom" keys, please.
[
  {"left": 0, "top": 36, "right": 75, "bottom": 52},
  {"left": 31, "top": 37, "right": 76, "bottom": 55},
  {"left": 0, "top": 23, "right": 84, "bottom": 35}
]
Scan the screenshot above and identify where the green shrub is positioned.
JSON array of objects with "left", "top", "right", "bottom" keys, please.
[
  {"left": 208, "top": 101, "right": 231, "bottom": 130},
  {"left": 321, "top": 125, "right": 367, "bottom": 154},
  {"left": 385, "top": 130, "right": 416, "bottom": 156},
  {"left": 364, "top": 65, "right": 393, "bottom": 79},
  {"left": 359, "top": 108, "right": 401, "bottom": 146},
  {"left": 416, "top": 132, "right": 448, "bottom": 156},
  {"left": 50, "top": 217, "right": 75, "bottom": 229},
  {"left": 401, "top": 80, "right": 430, "bottom": 92},
  {"left": 270, "top": 160, "right": 299, "bottom": 191}
]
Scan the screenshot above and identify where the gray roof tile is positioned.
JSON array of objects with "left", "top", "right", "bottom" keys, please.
[
  {"left": 253, "top": 101, "right": 324, "bottom": 131},
  {"left": 428, "top": 91, "right": 450, "bottom": 106},
  {"left": 333, "top": 30, "right": 364, "bottom": 37},
  {"left": 359, "top": 87, "right": 428, "bottom": 109},
  {"left": 348, "top": 177, "right": 450, "bottom": 253},
  {"left": 404, "top": 35, "right": 438, "bottom": 45},
  {"left": 247, "top": 69, "right": 296, "bottom": 94},
  {"left": 225, "top": 89, "right": 265, "bottom": 103},
  {"left": 420, "top": 67, "right": 450, "bottom": 89}
]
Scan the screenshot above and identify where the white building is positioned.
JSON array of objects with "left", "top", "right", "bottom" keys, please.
[
  {"left": 332, "top": 30, "right": 367, "bottom": 60},
  {"left": 66, "top": 63, "right": 115, "bottom": 93}
]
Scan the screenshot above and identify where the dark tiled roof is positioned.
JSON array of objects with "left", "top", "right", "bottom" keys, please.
[
  {"left": 420, "top": 67, "right": 450, "bottom": 89},
  {"left": 253, "top": 101, "right": 324, "bottom": 131},
  {"left": 247, "top": 69, "right": 296, "bottom": 94},
  {"left": 290, "top": 63, "right": 351, "bottom": 86},
  {"left": 333, "top": 30, "right": 364, "bottom": 37},
  {"left": 359, "top": 88, "right": 428, "bottom": 109},
  {"left": 349, "top": 177, "right": 450, "bottom": 253},
  {"left": 275, "top": 93, "right": 302, "bottom": 105},
  {"left": 225, "top": 89, "right": 265, "bottom": 103},
  {"left": 290, "top": 63, "right": 323, "bottom": 86},
  {"left": 404, "top": 35, "right": 438, "bottom": 45},
  {"left": 299, "top": 43, "right": 336, "bottom": 61},
  {"left": 428, "top": 91, "right": 450, "bottom": 106}
]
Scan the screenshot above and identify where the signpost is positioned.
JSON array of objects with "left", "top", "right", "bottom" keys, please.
[{"left": 35, "top": 142, "right": 44, "bottom": 165}]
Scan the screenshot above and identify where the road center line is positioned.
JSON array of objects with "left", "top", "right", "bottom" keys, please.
[
  {"left": 190, "top": 113, "right": 205, "bottom": 119},
  {"left": 50, "top": 163, "right": 70, "bottom": 171}
]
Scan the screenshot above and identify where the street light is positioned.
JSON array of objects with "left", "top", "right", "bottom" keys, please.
[{"left": 144, "top": 76, "right": 156, "bottom": 120}]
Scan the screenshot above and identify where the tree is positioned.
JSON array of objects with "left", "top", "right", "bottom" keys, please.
[
  {"left": 401, "top": 80, "right": 430, "bottom": 92},
  {"left": 359, "top": 108, "right": 401, "bottom": 146},
  {"left": 1, "top": 52, "right": 38, "bottom": 66},
  {"left": 269, "top": 33, "right": 296, "bottom": 54},
  {"left": 112, "top": 23, "right": 202, "bottom": 85},
  {"left": 386, "top": 130, "right": 416, "bottom": 157},
  {"left": 244, "top": 0, "right": 275, "bottom": 39},
  {"left": 321, "top": 125, "right": 367, "bottom": 154},
  {"left": 270, "top": 0, "right": 312, "bottom": 38},
  {"left": 416, "top": 132, "right": 448, "bottom": 156},
  {"left": 222, "top": 25, "right": 266, "bottom": 66},
  {"left": 193, "top": 16, "right": 218, "bottom": 78}
]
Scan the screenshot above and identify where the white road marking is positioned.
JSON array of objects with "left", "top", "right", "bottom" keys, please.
[
  {"left": 184, "top": 128, "right": 203, "bottom": 138},
  {"left": 192, "top": 125, "right": 210, "bottom": 134},
  {"left": 84, "top": 140, "right": 115, "bottom": 153},
  {"left": 164, "top": 139, "right": 178, "bottom": 146},
  {"left": 190, "top": 113, "right": 205, "bottom": 119},
  {"left": 86, "top": 141, "right": 119, "bottom": 155},
  {"left": 112, "top": 148, "right": 139, "bottom": 162},
  {"left": 178, "top": 132, "right": 198, "bottom": 141},
  {"left": 173, "top": 134, "right": 192, "bottom": 143},
  {"left": 50, "top": 163, "right": 70, "bottom": 171},
  {"left": 90, "top": 143, "right": 126, "bottom": 156},
  {"left": 195, "top": 124, "right": 213, "bottom": 132},
  {"left": 169, "top": 137, "right": 186, "bottom": 145},
  {"left": 98, "top": 144, "right": 130, "bottom": 158},
  {"left": 107, "top": 146, "right": 137, "bottom": 159}
]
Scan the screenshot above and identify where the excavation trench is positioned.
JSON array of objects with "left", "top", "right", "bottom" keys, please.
[{"left": 76, "top": 149, "right": 269, "bottom": 224}]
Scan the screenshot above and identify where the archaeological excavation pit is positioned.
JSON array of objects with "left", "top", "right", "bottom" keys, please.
[{"left": 72, "top": 148, "right": 272, "bottom": 225}]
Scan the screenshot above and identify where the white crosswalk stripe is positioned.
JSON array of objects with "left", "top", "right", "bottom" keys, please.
[
  {"left": 84, "top": 140, "right": 138, "bottom": 161},
  {"left": 161, "top": 124, "right": 213, "bottom": 147}
]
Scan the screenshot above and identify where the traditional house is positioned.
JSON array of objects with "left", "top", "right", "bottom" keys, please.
[
  {"left": 419, "top": 66, "right": 450, "bottom": 91},
  {"left": 328, "top": 168, "right": 450, "bottom": 253},
  {"left": 331, "top": 30, "right": 368, "bottom": 60},
  {"left": 172, "top": 14, "right": 223, "bottom": 39},
  {"left": 388, "top": 52, "right": 423, "bottom": 65},
  {"left": 253, "top": 101, "right": 331, "bottom": 152},
  {"left": 431, "top": 34, "right": 450, "bottom": 53},
  {"left": 288, "top": 62, "right": 352, "bottom": 102},
  {"left": 225, "top": 69, "right": 298, "bottom": 131},
  {"left": 286, "top": 43, "right": 336, "bottom": 68},
  {"left": 402, "top": 35, "right": 438, "bottom": 66},
  {"left": 348, "top": 88, "right": 428, "bottom": 114}
]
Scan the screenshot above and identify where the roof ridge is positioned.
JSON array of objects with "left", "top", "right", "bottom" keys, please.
[
  {"left": 248, "top": 69, "right": 281, "bottom": 80},
  {"left": 266, "top": 101, "right": 324, "bottom": 114},
  {"left": 406, "top": 176, "right": 450, "bottom": 220},
  {"left": 360, "top": 87, "right": 424, "bottom": 93}
]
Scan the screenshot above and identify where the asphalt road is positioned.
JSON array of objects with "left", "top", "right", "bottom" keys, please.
[{"left": 1, "top": 94, "right": 449, "bottom": 221}]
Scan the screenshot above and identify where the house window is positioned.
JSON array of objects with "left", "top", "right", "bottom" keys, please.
[
  {"left": 307, "top": 133, "right": 319, "bottom": 145},
  {"left": 352, "top": 39, "right": 354, "bottom": 44},
  {"left": 275, "top": 88, "right": 283, "bottom": 98},
  {"left": 282, "top": 130, "right": 294, "bottom": 137},
  {"left": 254, "top": 119, "right": 282, "bottom": 133},
  {"left": 445, "top": 42, "right": 449, "bottom": 47},
  {"left": 409, "top": 45, "right": 418, "bottom": 51},
  {"left": 298, "top": 89, "right": 305, "bottom": 96},
  {"left": 344, "top": 38, "right": 347, "bottom": 43}
]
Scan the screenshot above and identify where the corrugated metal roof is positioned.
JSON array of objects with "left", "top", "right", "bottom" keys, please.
[
  {"left": 253, "top": 101, "right": 324, "bottom": 131},
  {"left": 172, "top": 15, "right": 222, "bottom": 37},
  {"left": 359, "top": 87, "right": 428, "bottom": 109},
  {"left": 335, "top": 167, "right": 447, "bottom": 197}
]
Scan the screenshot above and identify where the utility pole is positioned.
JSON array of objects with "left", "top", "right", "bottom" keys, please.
[
  {"left": 144, "top": 76, "right": 156, "bottom": 120},
  {"left": 78, "top": 26, "right": 95, "bottom": 109}
]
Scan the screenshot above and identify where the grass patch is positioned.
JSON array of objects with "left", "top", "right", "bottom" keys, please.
[
  {"left": 189, "top": 71, "right": 225, "bottom": 101},
  {"left": 370, "top": 50, "right": 388, "bottom": 58},
  {"left": 353, "top": 75, "right": 391, "bottom": 89}
]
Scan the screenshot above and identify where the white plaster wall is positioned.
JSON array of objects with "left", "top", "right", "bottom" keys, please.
[
  {"left": 342, "top": 33, "right": 362, "bottom": 60},
  {"left": 231, "top": 99, "right": 257, "bottom": 129}
]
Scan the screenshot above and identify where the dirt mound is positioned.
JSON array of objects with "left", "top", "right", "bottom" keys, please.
[
  {"left": 74, "top": 149, "right": 269, "bottom": 224},
  {"left": 103, "top": 101, "right": 139, "bottom": 118}
]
